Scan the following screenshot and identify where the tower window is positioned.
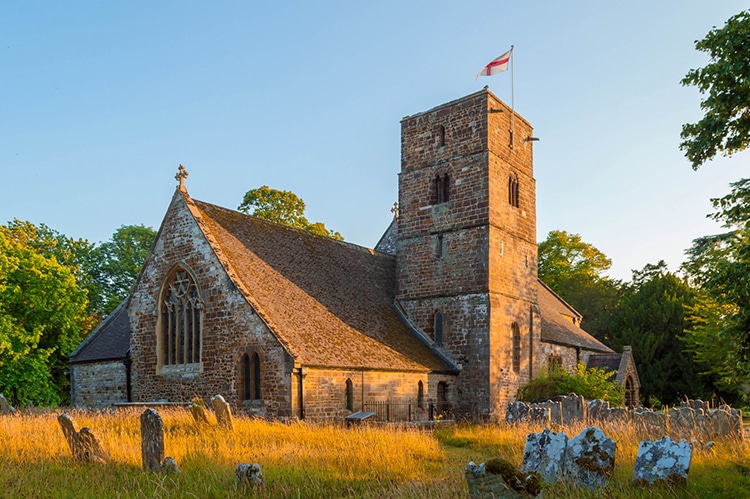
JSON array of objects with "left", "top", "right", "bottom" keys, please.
[
  {"left": 511, "top": 323, "right": 521, "bottom": 373},
  {"left": 436, "top": 125, "right": 446, "bottom": 147},
  {"left": 436, "top": 234, "right": 444, "bottom": 259},
  {"left": 161, "top": 267, "right": 203, "bottom": 366},
  {"left": 434, "top": 311, "right": 444, "bottom": 345},
  {"left": 508, "top": 174, "right": 519, "bottom": 208},
  {"left": 434, "top": 174, "right": 450, "bottom": 204}
]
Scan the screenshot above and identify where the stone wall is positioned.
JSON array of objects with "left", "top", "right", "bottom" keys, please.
[
  {"left": 129, "top": 191, "right": 293, "bottom": 418},
  {"left": 70, "top": 361, "right": 128, "bottom": 408}
]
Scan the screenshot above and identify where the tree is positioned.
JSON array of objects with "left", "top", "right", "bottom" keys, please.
[
  {"left": 680, "top": 10, "right": 750, "bottom": 169},
  {"left": 537, "top": 230, "right": 619, "bottom": 341},
  {"left": 683, "top": 178, "right": 750, "bottom": 396},
  {"left": 93, "top": 224, "right": 156, "bottom": 314},
  {"left": 611, "top": 261, "right": 712, "bottom": 406},
  {"left": 238, "top": 186, "right": 343, "bottom": 240},
  {"left": 0, "top": 228, "right": 92, "bottom": 405}
]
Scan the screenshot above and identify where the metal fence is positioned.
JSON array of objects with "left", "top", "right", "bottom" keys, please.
[{"left": 362, "top": 400, "right": 453, "bottom": 422}]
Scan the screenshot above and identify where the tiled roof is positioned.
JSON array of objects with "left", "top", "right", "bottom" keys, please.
[
  {"left": 586, "top": 353, "right": 623, "bottom": 373},
  {"left": 69, "top": 300, "right": 130, "bottom": 364},
  {"left": 186, "top": 195, "right": 453, "bottom": 373},
  {"left": 537, "top": 280, "right": 612, "bottom": 353}
]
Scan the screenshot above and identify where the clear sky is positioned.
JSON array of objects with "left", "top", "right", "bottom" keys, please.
[{"left": 1, "top": 1, "right": 747, "bottom": 281}]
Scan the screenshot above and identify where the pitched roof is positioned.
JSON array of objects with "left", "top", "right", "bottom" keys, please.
[
  {"left": 69, "top": 299, "right": 130, "bottom": 364},
  {"left": 184, "top": 194, "right": 454, "bottom": 373},
  {"left": 537, "top": 280, "right": 612, "bottom": 353}
]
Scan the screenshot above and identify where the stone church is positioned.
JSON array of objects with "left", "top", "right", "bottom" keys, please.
[{"left": 69, "top": 88, "right": 639, "bottom": 420}]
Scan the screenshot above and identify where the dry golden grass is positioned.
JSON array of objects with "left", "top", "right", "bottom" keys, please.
[{"left": 1, "top": 408, "right": 750, "bottom": 498}]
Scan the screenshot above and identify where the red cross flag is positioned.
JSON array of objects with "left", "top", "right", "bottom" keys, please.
[{"left": 474, "top": 48, "right": 513, "bottom": 80}]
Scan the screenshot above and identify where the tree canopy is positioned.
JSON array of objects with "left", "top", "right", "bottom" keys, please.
[
  {"left": 537, "top": 230, "right": 619, "bottom": 341},
  {"left": 683, "top": 178, "right": 750, "bottom": 396},
  {"left": 238, "top": 186, "right": 343, "bottom": 240},
  {"left": 680, "top": 10, "right": 750, "bottom": 169},
  {"left": 0, "top": 227, "right": 92, "bottom": 405}
]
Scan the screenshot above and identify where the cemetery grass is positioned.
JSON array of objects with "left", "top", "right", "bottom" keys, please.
[{"left": 0, "top": 410, "right": 749, "bottom": 498}]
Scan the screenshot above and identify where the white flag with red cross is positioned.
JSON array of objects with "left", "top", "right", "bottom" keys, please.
[{"left": 474, "top": 48, "right": 513, "bottom": 80}]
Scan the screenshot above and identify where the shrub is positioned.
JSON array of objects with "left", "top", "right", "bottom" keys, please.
[{"left": 517, "top": 362, "right": 625, "bottom": 406}]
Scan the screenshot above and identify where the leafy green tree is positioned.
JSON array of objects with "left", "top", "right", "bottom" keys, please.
[
  {"left": 238, "top": 186, "right": 343, "bottom": 240},
  {"left": 680, "top": 10, "right": 750, "bottom": 169},
  {"left": 611, "top": 261, "right": 712, "bottom": 406},
  {"left": 0, "top": 229, "right": 92, "bottom": 405},
  {"left": 94, "top": 224, "right": 156, "bottom": 314},
  {"left": 683, "top": 178, "right": 750, "bottom": 396},
  {"left": 517, "top": 363, "right": 625, "bottom": 406},
  {"left": 537, "top": 230, "right": 620, "bottom": 342}
]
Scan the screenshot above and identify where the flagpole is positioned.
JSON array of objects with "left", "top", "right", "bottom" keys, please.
[{"left": 510, "top": 45, "right": 515, "bottom": 149}]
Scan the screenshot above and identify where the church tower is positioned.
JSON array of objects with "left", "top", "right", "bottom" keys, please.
[{"left": 396, "top": 88, "right": 541, "bottom": 418}]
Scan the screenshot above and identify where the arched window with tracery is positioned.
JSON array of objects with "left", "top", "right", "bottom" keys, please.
[{"left": 161, "top": 266, "right": 203, "bottom": 366}]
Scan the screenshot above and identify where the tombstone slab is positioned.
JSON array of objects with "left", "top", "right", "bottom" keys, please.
[
  {"left": 466, "top": 460, "right": 541, "bottom": 498},
  {"left": 190, "top": 397, "right": 210, "bottom": 425},
  {"left": 141, "top": 408, "right": 166, "bottom": 472},
  {"left": 236, "top": 463, "right": 264, "bottom": 485},
  {"left": 564, "top": 427, "right": 616, "bottom": 488},
  {"left": 212, "top": 394, "right": 234, "bottom": 430},
  {"left": 521, "top": 428, "right": 568, "bottom": 483},
  {"left": 633, "top": 436, "right": 692, "bottom": 487},
  {"left": 0, "top": 394, "right": 17, "bottom": 415},
  {"left": 57, "top": 414, "right": 108, "bottom": 463}
]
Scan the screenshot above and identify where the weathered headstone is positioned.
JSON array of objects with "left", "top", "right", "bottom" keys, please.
[
  {"left": 466, "top": 460, "right": 541, "bottom": 498},
  {"left": 236, "top": 463, "right": 264, "bottom": 486},
  {"left": 564, "top": 427, "right": 616, "bottom": 488},
  {"left": 633, "top": 436, "right": 692, "bottom": 487},
  {"left": 586, "top": 399, "right": 609, "bottom": 422},
  {"left": 212, "top": 394, "right": 234, "bottom": 430},
  {"left": 554, "top": 394, "right": 586, "bottom": 424},
  {"left": 0, "top": 394, "right": 17, "bottom": 415},
  {"left": 505, "top": 402, "right": 550, "bottom": 425},
  {"left": 521, "top": 428, "right": 568, "bottom": 483},
  {"left": 57, "top": 414, "right": 109, "bottom": 463},
  {"left": 140, "top": 408, "right": 179, "bottom": 473},
  {"left": 710, "top": 405, "right": 743, "bottom": 439},
  {"left": 190, "top": 397, "right": 210, "bottom": 425}
]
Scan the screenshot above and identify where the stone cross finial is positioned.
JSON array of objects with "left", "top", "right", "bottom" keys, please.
[
  {"left": 175, "top": 164, "right": 189, "bottom": 191},
  {"left": 390, "top": 201, "right": 399, "bottom": 220}
]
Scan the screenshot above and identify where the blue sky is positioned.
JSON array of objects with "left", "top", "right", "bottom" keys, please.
[{"left": 1, "top": 1, "right": 747, "bottom": 281}]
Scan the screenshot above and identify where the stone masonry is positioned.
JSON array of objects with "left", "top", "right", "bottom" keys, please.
[{"left": 397, "top": 88, "right": 540, "bottom": 418}]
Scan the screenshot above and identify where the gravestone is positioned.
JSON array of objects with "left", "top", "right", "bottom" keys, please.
[
  {"left": 633, "top": 409, "right": 667, "bottom": 438},
  {"left": 555, "top": 394, "right": 586, "bottom": 424},
  {"left": 521, "top": 428, "right": 567, "bottom": 483},
  {"left": 586, "top": 399, "right": 609, "bottom": 422},
  {"left": 710, "top": 405, "right": 742, "bottom": 439},
  {"left": 236, "top": 463, "right": 264, "bottom": 485},
  {"left": 190, "top": 397, "right": 210, "bottom": 425},
  {"left": 57, "top": 414, "right": 109, "bottom": 463},
  {"left": 0, "top": 394, "right": 17, "bottom": 415},
  {"left": 633, "top": 436, "right": 692, "bottom": 487},
  {"left": 140, "top": 408, "right": 179, "bottom": 473},
  {"left": 466, "top": 460, "right": 541, "bottom": 498},
  {"left": 212, "top": 394, "right": 234, "bottom": 430},
  {"left": 564, "top": 427, "right": 616, "bottom": 488}
]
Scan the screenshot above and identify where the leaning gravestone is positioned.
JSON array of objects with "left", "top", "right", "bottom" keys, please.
[
  {"left": 190, "top": 397, "right": 211, "bottom": 425},
  {"left": 140, "top": 408, "right": 179, "bottom": 473},
  {"left": 633, "top": 436, "right": 692, "bottom": 487},
  {"left": 521, "top": 428, "right": 568, "bottom": 483},
  {"left": 0, "top": 394, "right": 17, "bottom": 415},
  {"left": 564, "top": 427, "right": 616, "bottom": 488},
  {"left": 466, "top": 460, "right": 542, "bottom": 498},
  {"left": 236, "top": 463, "right": 264, "bottom": 486},
  {"left": 212, "top": 394, "right": 234, "bottom": 430},
  {"left": 57, "top": 413, "right": 109, "bottom": 463}
]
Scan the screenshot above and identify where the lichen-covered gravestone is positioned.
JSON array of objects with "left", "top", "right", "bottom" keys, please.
[
  {"left": 521, "top": 428, "right": 568, "bottom": 483},
  {"left": 212, "top": 394, "right": 234, "bottom": 430},
  {"left": 633, "top": 436, "right": 692, "bottom": 487},
  {"left": 564, "top": 427, "right": 616, "bottom": 488},
  {"left": 57, "top": 413, "right": 109, "bottom": 463},
  {"left": 190, "top": 397, "right": 210, "bottom": 425},
  {"left": 466, "top": 459, "right": 542, "bottom": 498},
  {"left": 236, "top": 463, "right": 264, "bottom": 486},
  {"left": 0, "top": 394, "right": 17, "bottom": 415},
  {"left": 140, "top": 408, "right": 180, "bottom": 473}
]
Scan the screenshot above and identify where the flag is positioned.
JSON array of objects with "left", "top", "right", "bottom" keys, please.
[{"left": 474, "top": 48, "right": 512, "bottom": 80}]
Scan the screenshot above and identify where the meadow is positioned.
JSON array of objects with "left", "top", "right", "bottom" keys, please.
[{"left": 1, "top": 408, "right": 749, "bottom": 498}]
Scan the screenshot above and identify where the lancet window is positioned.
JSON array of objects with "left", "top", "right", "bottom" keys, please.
[{"left": 161, "top": 267, "right": 203, "bottom": 366}]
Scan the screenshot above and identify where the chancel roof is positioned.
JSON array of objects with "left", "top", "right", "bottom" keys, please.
[
  {"left": 537, "top": 280, "right": 613, "bottom": 353},
  {"left": 69, "top": 299, "right": 130, "bottom": 364},
  {"left": 185, "top": 194, "right": 454, "bottom": 373}
]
